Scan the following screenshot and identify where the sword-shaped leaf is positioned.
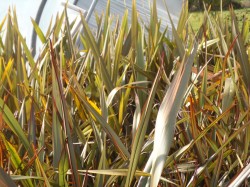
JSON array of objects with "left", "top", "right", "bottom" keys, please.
[{"left": 149, "top": 40, "right": 198, "bottom": 187}]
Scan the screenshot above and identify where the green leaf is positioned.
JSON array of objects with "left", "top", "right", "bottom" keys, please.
[
  {"left": 231, "top": 9, "right": 250, "bottom": 91},
  {"left": 149, "top": 35, "right": 199, "bottom": 187},
  {"left": 0, "top": 99, "right": 33, "bottom": 157},
  {"left": 222, "top": 78, "right": 235, "bottom": 123},
  {"left": 0, "top": 133, "right": 33, "bottom": 187},
  {"left": 49, "top": 40, "right": 80, "bottom": 187},
  {"left": 58, "top": 148, "right": 69, "bottom": 187},
  {"left": 0, "top": 167, "right": 17, "bottom": 187},
  {"left": 125, "top": 63, "right": 163, "bottom": 187},
  {"left": 80, "top": 13, "right": 114, "bottom": 94},
  {"left": 69, "top": 82, "right": 130, "bottom": 161},
  {"left": 13, "top": 24, "right": 40, "bottom": 82},
  {"left": 31, "top": 18, "right": 46, "bottom": 44}
]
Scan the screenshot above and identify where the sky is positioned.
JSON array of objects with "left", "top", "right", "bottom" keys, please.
[
  {"left": 1, "top": 0, "right": 38, "bottom": 46},
  {"left": 0, "top": 0, "right": 66, "bottom": 51}
]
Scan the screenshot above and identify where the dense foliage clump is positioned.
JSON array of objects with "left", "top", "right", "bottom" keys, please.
[{"left": 0, "top": 1, "right": 249, "bottom": 186}]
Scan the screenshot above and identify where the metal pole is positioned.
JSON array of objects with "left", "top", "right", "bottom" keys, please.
[{"left": 31, "top": 0, "right": 47, "bottom": 57}]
